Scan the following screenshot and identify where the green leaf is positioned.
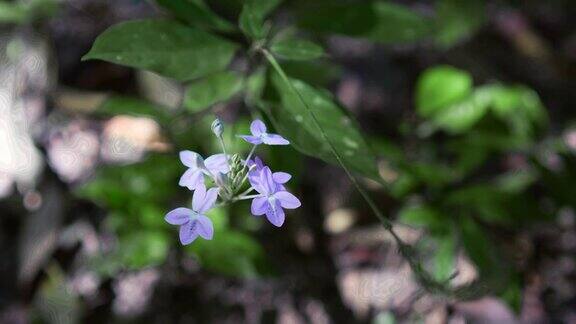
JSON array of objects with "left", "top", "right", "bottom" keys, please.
[
  {"left": 435, "top": 0, "right": 485, "bottom": 48},
  {"left": 0, "top": 2, "right": 27, "bottom": 23},
  {"left": 416, "top": 65, "right": 473, "bottom": 118},
  {"left": 188, "top": 230, "right": 268, "bottom": 277},
  {"left": 270, "top": 38, "right": 325, "bottom": 61},
  {"left": 238, "top": 0, "right": 282, "bottom": 40},
  {"left": 433, "top": 234, "right": 456, "bottom": 281},
  {"left": 399, "top": 204, "right": 444, "bottom": 232},
  {"left": 83, "top": 19, "right": 238, "bottom": 81},
  {"left": 121, "top": 231, "right": 170, "bottom": 269},
  {"left": 156, "top": 0, "right": 234, "bottom": 32},
  {"left": 431, "top": 85, "right": 491, "bottom": 134},
  {"left": 184, "top": 71, "right": 244, "bottom": 112},
  {"left": 270, "top": 74, "right": 381, "bottom": 181},
  {"left": 299, "top": 1, "right": 431, "bottom": 44},
  {"left": 97, "top": 96, "right": 171, "bottom": 124}
]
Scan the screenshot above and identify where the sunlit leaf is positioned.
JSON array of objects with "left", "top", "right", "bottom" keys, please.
[
  {"left": 83, "top": 19, "right": 238, "bottom": 81},
  {"left": 416, "top": 65, "right": 473, "bottom": 118}
]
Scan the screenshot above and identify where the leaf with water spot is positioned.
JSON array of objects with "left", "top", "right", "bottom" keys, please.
[
  {"left": 83, "top": 19, "right": 238, "bottom": 81},
  {"left": 269, "top": 74, "right": 381, "bottom": 182}
]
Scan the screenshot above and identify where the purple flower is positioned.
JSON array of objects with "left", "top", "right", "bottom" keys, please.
[
  {"left": 239, "top": 119, "right": 289, "bottom": 145},
  {"left": 179, "top": 151, "right": 229, "bottom": 190},
  {"left": 248, "top": 157, "right": 292, "bottom": 188},
  {"left": 165, "top": 185, "right": 218, "bottom": 245},
  {"left": 248, "top": 166, "right": 300, "bottom": 227}
]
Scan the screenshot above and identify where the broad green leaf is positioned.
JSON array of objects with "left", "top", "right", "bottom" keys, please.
[
  {"left": 270, "top": 38, "right": 325, "bottom": 61},
  {"left": 416, "top": 65, "right": 472, "bottom": 118},
  {"left": 281, "top": 60, "right": 342, "bottom": 86},
  {"left": 270, "top": 74, "right": 381, "bottom": 181},
  {"left": 299, "top": 1, "right": 431, "bottom": 44},
  {"left": 156, "top": 0, "right": 234, "bottom": 32},
  {"left": 97, "top": 96, "right": 171, "bottom": 124},
  {"left": 83, "top": 19, "right": 238, "bottom": 81},
  {"left": 435, "top": 0, "right": 485, "bottom": 48},
  {"left": 239, "top": 0, "right": 282, "bottom": 40},
  {"left": 184, "top": 71, "right": 244, "bottom": 112}
]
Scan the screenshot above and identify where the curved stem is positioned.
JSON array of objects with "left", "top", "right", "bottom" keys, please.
[{"left": 261, "top": 48, "right": 449, "bottom": 295}]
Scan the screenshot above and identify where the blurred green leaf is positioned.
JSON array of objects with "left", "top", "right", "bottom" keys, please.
[
  {"left": 399, "top": 204, "right": 444, "bottom": 232},
  {"left": 83, "top": 19, "right": 238, "bottom": 81},
  {"left": 184, "top": 71, "right": 244, "bottom": 112},
  {"left": 156, "top": 0, "right": 235, "bottom": 32},
  {"left": 270, "top": 38, "right": 324, "bottom": 61},
  {"left": 121, "top": 231, "right": 170, "bottom": 269},
  {"left": 431, "top": 85, "right": 492, "bottom": 134},
  {"left": 433, "top": 234, "right": 456, "bottom": 281},
  {"left": 188, "top": 230, "right": 268, "bottom": 277},
  {"left": 239, "top": 0, "right": 277, "bottom": 40},
  {"left": 0, "top": 2, "right": 27, "bottom": 23},
  {"left": 416, "top": 65, "right": 473, "bottom": 118},
  {"left": 299, "top": 1, "right": 431, "bottom": 44},
  {"left": 435, "top": 0, "right": 485, "bottom": 48},
  {"left": 270, "top": 74, "right": 381, "bottom": 182}
]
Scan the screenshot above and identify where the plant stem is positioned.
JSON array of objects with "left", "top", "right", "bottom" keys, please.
[{"left": 261, "top": 48, "right": 449, "bottom": 295}]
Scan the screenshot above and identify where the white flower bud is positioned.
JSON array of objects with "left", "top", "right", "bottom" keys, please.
[{"left": 211, "top": 118, "right": 224, "bottom": 138}]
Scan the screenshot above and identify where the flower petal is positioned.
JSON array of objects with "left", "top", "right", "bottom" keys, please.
[
  {"left": 273, "top": 172, "right": 291, "bottom": 184},
  {"left": 261, "top": 167, "right": 277, "bottom": 194},
  {"left": 198, "top": 187, "right": 219, "bottom": 213},
  {"left": 179, "top": 221, "right": 199, "bottom": 245},
  {"left": 179, "top": 151, "right": 204, "bottom": 168},
  {"left": 265, "top": 200, "right": 285, "bottom": 227},
  {"left": 262, "top": 133, "right": 289, "bottom": 145},
  {"left": 195, "top": 215, "right": 214, "bottom": 240},
  {"left": 179, "top": 169, "right": 204, "bottom": 190},
  {"left": 165, "top": 207, "right": 191, "bottom": 225},
  {"left": 274, "top": 191, "right": 301, "bottom": 209},
  {"left": 205, "top": 153, "right": 230, "bottom": 174},
  {"left": 248, "top": 172, "right": 267, "bottom": 195},
  {"left": 250, "top": 119, "right": 267, "bottom": 136},
  {"left": 192, "top": 184, "right": 207, "bottom": 212},
  {"left": 251, "top": 197, "right": 268, "bottom": 216},
  {"left": 239, "top": 135, "right": 263, "bottom": 145}
]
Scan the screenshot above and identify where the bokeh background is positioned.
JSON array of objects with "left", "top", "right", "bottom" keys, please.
[{"left": 1, "top": 0, "right": 576, "bottom": 323}]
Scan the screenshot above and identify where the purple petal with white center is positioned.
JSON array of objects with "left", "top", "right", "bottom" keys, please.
[
  {"left": 265, "top": 200, "right": 285, "bottom": 227},
  {"left": 198, "top": 187, "right": 219, "bottom": 213},
  {"left": 274, "top": 191, "right": 301, "bottom": 209},
  {"left": 165, "top": 207, "right": 191, "bottom": 225},
  {"left": 195, "top": 215, "right": 214, "bottom": 240},
  {"left": 179, "top": 221, "right": 199, "bottom": 245},
  {"left": 205, "top": 154, "right": 230, "bottom": 174},
  {"left": 192, "top": 184, "right": 207, "bottom": 211},
  {"left": 240, "top": 135, "right": 263, "bottom": 145},
  {"left": 251, "top": 197, "right": 268, "bottom": 216},
  {"left": 179, "top": 168, "right": 204, "bottom": 190},
  {"left": 179, "top": 151, "right": 203, "bottom": 169},
  {"left": 273, "top": 172, "right": 291, "bottom": 184},
  {"left": 250, "top": 119, "right": 267, "bottom": 136}
]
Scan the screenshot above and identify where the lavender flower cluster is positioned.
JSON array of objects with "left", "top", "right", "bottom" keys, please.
[{"left": 165, "top": 119, "right": 301, "bottom": 245}]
